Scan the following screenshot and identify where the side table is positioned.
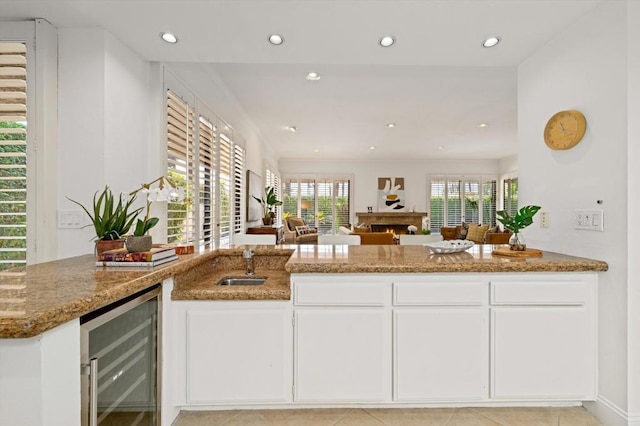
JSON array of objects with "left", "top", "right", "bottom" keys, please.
[{"left": 247, "top": 226, "right": 284, "bottom": 244}]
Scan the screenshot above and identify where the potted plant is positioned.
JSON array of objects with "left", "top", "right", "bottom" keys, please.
[
  {"left": 496, "top": 205, "right": 541, "bottom": 251},
  {"left": 252, "top": 186, "right": 282, "bottom": 226},
  {"left": 126, "top": 176, "right": 184, "bottom": 252},
  {"left": 67, "top": 186, "right": 142, "bottom": 255}
]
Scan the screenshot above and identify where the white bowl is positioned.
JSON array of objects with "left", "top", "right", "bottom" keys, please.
[{"left": 424, "top": 239, "right": 474, "bottom": 254}]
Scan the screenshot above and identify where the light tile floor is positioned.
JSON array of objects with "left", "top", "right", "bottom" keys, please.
[{"left": 172, "top": 407, "right": 603, "bottom": 425}]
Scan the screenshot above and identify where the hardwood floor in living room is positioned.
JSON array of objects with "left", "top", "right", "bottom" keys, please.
[{"left": 172, "top": 406, "right": 603, "bottom": 425}]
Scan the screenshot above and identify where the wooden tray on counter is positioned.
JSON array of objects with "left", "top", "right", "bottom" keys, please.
[{"left": 492, "top": 247, "right": 543, "bottom": 258}]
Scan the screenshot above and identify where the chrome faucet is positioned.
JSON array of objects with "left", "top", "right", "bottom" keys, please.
[{"left": 242, "top": 249, "right": 254, "bottom": 276}]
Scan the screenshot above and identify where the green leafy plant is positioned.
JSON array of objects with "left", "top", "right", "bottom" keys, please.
[
  {"left": 252, "top": 186, "right": 282, "bottom": 218},
  {"left": 67, "top": 186, "right": 142, "bottom": 241},
  {"left": 496, "top": 205, "right": 541, "bottom": 233},
  {"left": 420, "top": 229, "right": 431, "bottom": 235}
]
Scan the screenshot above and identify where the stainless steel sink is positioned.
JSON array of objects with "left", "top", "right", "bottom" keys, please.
[{"left": 216, "top": 277, "right": 266, "bottom": 286}]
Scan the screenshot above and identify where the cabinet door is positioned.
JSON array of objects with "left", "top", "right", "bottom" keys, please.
[
  {"left": 491, "top": 307, "right": 595, "bottom": 400},
  {"left": 187, "top": 309, "right": 292, "bottom": 404},
  {"left": 394, "top": 308, "right": 488, "bottom": 401},
  {"left": 294, "top": 309, "right": 391, "bottom": 402}
]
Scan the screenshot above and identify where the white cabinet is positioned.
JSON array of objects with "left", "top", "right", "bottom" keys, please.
[
  {"left": 394, "top": 308, "right": 488, "bottom": 401},
  {"left": 185, "top": 303, "right": 292, "bottom": 404},
  {"left": 293, "top": 277, "right": 391, "bottom": 402},
  {"left": 294, "top": 309, "right": 390, "bottom": 402},
  {"left": 393, "top": 279, "right": 488, "bottom": 401},
  {"left": 490, "top": 277, "right": 596, "bottom": 400}
]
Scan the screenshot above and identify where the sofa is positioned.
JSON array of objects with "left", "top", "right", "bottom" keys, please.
[
  {"left": 282, "top": 217, "right": 318, "bottom": 244},
  {"left": 440, "top": 224, "right": 512, "bottom": 244}
]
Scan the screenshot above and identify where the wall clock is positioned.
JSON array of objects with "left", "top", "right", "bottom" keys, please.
[{"left": 543, "top": 110, "right": 587, "bottom": 150}]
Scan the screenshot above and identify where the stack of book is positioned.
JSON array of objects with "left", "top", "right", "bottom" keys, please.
[{"left": 96, "top": 245, "right": 178, "bottom": 267}]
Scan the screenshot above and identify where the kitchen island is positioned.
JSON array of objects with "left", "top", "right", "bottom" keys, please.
[{"left": 0, "top": 244, "right": 607, "bottom": 426}]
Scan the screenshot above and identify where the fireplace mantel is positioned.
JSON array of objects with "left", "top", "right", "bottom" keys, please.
[{"left": 356, "top": 212, "right": 429, "bottom": 232}]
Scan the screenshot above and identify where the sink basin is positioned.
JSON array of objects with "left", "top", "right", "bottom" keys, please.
[{"left": 216, "top": 277, "right": 266, "bottom": 286}]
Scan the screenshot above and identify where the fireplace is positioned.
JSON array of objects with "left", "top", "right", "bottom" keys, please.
[
  {"left": 371, "top": 224, "right": 412, "bottom": 234},
  {"left": 356, "top": 212, "right": 429, "bottom": 233}
]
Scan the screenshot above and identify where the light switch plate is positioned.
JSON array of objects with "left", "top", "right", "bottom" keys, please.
[
  {"left": 58, "top": 210, "right": 84, "bottom": 229},
  {"left": 574, "top": 209, "right": 604, "bottom": 231},
  {"left": 540, "top": 211, "right": 549, "bottom": 228}
]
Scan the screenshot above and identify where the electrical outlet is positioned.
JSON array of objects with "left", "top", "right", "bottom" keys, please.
[{"left": 540, "top": 211, "right": 549, "bottom": 228}]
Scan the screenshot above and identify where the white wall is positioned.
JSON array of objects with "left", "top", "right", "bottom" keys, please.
[
  {"left": 280, "top": 158, "right": 499, "bottom": 215},
  {"left": 627, "top": 2, "right": 640, "bottom": 423},
  {"left": 518, "top": 1, "right": 629, "bottom": 422},
  {"left": 57, "top": 28, "right": 155, "bottom": 258}
]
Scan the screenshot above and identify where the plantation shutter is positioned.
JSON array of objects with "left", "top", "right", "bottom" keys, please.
[
  {"left": 316, "top": 178, "right": 332, "bottom": 234},
  {"left": 198, "top": 115, "right": 216, "bottom": 246},
  {"left": 334, "top": 178, "right": 350, "bottom": 230},
  {"left": 218, "top": 132, "right": 232, "bottom": 244},
  {"left": 166, "top": 90, "right": 195, "bottom": 244},
  {"left": 504, "top": 178, "right": 518, "bottom": 217},
  {"left": 282, "top": 178, "right": 298, "bottom": 219},
  {"left": 482, "top": 179, "right": 497, "bottom": 226},
  {"left": 429, "top": 179, "right": 445, "bottom": 233},
  {"left": 233, "top": 143, "right": 245, "bottom": 234},
  {"left": 300, "top": 178, "right": 316, "bottom": 226},
  {"left": 0, "top": 42, "right": 27, "bottom": 270},
  {"left": 446, "top": 179, "right": 462, "bottom": 226},
  {"left": 463, "top": 179, "right": 480, "bottom": 224},
  {"left": 265, "top": 170, "right": 281, "bottom": 226}
]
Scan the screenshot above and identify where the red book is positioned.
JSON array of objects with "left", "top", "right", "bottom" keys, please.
[{"left": 97, "top": 246, "right": 176, "bottom": 262}]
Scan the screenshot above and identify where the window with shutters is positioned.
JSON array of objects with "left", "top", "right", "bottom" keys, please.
[
  {"left": 282, "top": 175, "right": 352, "bottom": 234},
  {"left": 265, "top": 168, "right": 281, "bottom": 226},
  {"left": 429, "top": 176, "right": 497, "bottom": 232},
  {"left": 503, "top": 177, "right": 518, "bottom": 217},
  {"left": 166, "top": 88, "right": 245, "bottom": 247},
  {"left": 166, "top": 90, "right": 195, "bottom": 244},
  {"left": 0, "top": 42, "right": 27, "bottom": 270}
]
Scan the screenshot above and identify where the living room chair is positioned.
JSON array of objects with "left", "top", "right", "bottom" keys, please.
[{"left": 282, "top": 218, "right": 319, "bottom": 244}]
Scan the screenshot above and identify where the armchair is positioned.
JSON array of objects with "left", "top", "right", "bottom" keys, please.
[{"left": 283, "top": 217, "right": 318, "bottom": 244}]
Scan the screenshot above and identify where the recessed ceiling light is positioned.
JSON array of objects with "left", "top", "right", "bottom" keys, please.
[
  {"left": 287, "top": 126, "right": 297, "bottom": 132},
  {"left": 482, "top": 36, "right": 500, "bottom": 48},
  {"left": 379, "top": 36, "right": 396, "bottom": 47},
  {"left": 160, "top": 32, "right": 178, "bottom": 44},
  {"left": 386, "top": 123, "right": 396, "bottom": 128},
  {"left": 268, "top": 34, "right": 284, "bottom": 45},
  {"left": 313, "top": 149, "right": 319, "bottom": 153},
  {"left": 306, "top": 72, "right": 321, "bottom": 81},
  {"left": 438, "top": 146, "right": 445, "bottom": 150},
  {"left": 479, "top": 123, "right": 488, "bottom": 128},
  {"left": 370, "top": 146, "right": 376, "bottom": 150}
]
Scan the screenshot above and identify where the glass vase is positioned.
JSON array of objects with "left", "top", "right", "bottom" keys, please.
[{"left": 509, "top": 231, "right": 527, "bottom": 251}]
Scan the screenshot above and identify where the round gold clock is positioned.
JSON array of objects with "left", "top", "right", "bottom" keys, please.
[{"left": 543, "top": 110, "right": 587, "bottom": 150}]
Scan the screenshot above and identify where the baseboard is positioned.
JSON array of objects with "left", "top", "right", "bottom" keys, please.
[{"left": 584, "top": 396, "right": 632, "bottom": 426}]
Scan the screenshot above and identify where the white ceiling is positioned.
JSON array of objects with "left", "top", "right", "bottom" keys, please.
[{"left": 0, "top": 0, "right": 604, "bottom": 160}]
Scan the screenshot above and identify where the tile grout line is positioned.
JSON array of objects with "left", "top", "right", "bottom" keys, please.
[{"left": 466, "top": 407, "right": 507, "bottom": 425}]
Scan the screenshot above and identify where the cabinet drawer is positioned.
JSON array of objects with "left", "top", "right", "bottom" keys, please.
[
  {"left": 294, "top": 281, "right": 387, "bottom": 306},
  {"left": 491, "top": 281, "right": 590, "bottom": 305},
  {"left": 393, "top": 281, "right": 485, "bottom": 306}
]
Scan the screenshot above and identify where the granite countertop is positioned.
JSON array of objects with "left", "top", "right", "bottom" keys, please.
[
  {"left": 284, "top": 244, "right": 609, "bottom": 274},
  {"left": 0, "top": 244, "right": 607, "bottom": 339}
]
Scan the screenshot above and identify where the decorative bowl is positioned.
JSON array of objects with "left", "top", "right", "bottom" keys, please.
[{"left": 424, "top": 239, "right": 474, "bottom": 254}]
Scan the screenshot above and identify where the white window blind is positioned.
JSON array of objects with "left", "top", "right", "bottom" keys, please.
[
  {"left": 218, "top": 132, "right": 232, "bottom": 245},
  {"left": 166, "top": 90, "right": 195, "bottom": 244},
  {"left": 198, "top": 115, "right": 216, "bottom": 246},
  {"left": 0, "top": 42, "right": 27, "bottom": 270},
  {"left": 282, "top": 175, "right": 352, "bottom": 234},
  {"left": 430, "top": 176, "right": 497, "bottom": 232},
  {"left": 265, "top": 168, "right": 281, "bottom": 226},
  {"left": 233, "top": 143, "right": 245, "bottom": 234},
  {"left": 503, "top": 177, "right": 518, "bottom": 217}
]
